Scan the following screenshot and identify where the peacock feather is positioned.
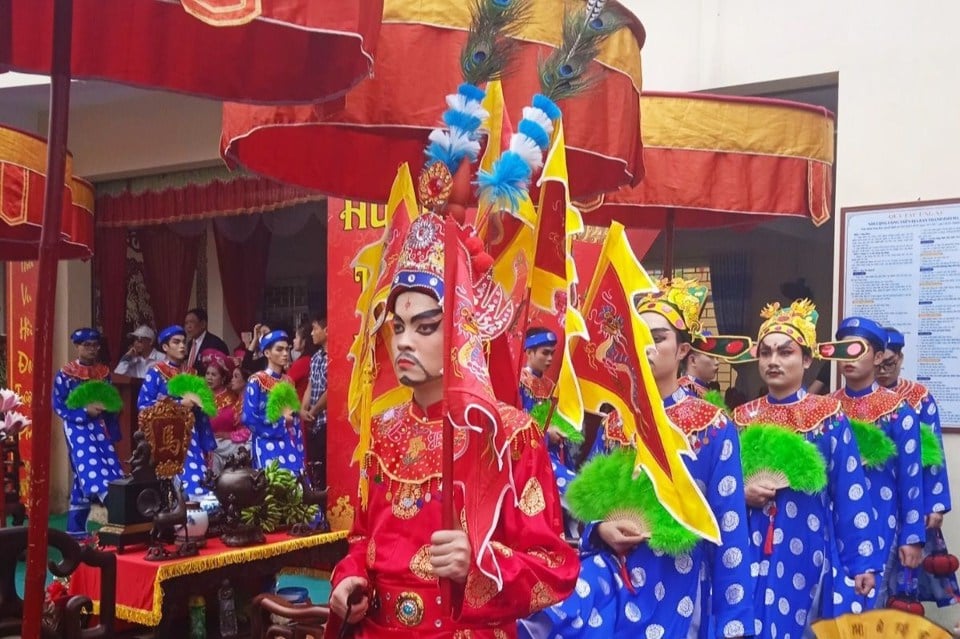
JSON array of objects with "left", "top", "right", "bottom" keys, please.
[
  {"left": 539, "top": 0, "right": 629, "bottom": 101},
  {"left": 460, "top": 0, "right": 531, "bottom": 86}
]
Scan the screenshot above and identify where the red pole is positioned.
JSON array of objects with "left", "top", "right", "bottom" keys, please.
[
  {"left": 22, "top": 0, "right": 73, "bottom": 635},
  {"left": 662, "top": 208, "right": 676, "bottom": 277},
  {"left": 440, "top": 216, "right": 456, "bottom": 616}
]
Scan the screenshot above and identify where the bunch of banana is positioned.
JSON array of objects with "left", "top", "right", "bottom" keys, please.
[{"left": 241, "top": 460, "right": 320, "bottom": 532}]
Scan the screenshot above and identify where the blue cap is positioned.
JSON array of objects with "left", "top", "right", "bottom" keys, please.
[
  {"left": 524, "top": 330, "right": 558, "bottom": 350},
  {"left": 885, "top": 327, "right": 905, "bottom": 352},
  {"left": 836, "top": 317, "right": 886, "bottom": 352},
  {"left": 71, "top": 328, "right": 101, "bottom": 344},
  {"left": 157, "top": 325, "right": 186, "bottom": 345},
  {"left": 260, "top": 330, "right": 290, "bottom": 352}
]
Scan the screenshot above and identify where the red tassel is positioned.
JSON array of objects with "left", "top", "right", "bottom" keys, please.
[
  {"left": 618, "top": 554, "right": 636, "bottom": 595},
  {"left": 763, "top": 505, "right": 778, "bottom": 556}
]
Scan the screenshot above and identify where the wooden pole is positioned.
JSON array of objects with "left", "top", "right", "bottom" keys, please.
[
  {"left": 440, "top": 215, "right": 456, "bottom": 616},
  {"left": 22, "top": 0, "right": 73, "bottom": 635}
]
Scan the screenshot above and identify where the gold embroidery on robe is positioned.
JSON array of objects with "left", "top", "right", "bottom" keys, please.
[
  {"left": 392, "top": 483, "right": 423, "bottom": 520},
  {"left": 409, "top": 544, "right": 435, "bottom": 581},
  {"left": 366, "top": 538, "right": 377, "bottom": 568},
  {"left": 530, "top": 581, "right": 557, "bottom": 612},
  {"left": 519, "top": 477, "right": 546, "bottom": 516},
  {"left": 454, "top": 631, "right": 474, "bottom": 639},
  {"left": 464, "top": 570, "right": 498, "bottom": 608},
  {"left": 528, "top": 548, "right": 565, "bottom": 568},
  {"left": 491, "top": 541, "right": 514, "bottom": 557}
]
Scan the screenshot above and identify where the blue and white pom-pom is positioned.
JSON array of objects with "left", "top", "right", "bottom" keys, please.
[
  {"left": 425, "top": 83, "right": 489, "bottom": 173},
  {"left": 477, "top": 93, "right": 560, "bottom": 217}
]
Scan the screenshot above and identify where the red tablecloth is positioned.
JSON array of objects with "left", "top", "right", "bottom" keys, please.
[{"left": 70, "top": 530, "right": 346, "bottom": 626}]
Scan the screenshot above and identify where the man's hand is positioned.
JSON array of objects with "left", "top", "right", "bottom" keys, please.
[
  {"left": 85, "top": 406, "right": 103, "bottom": 418},
  {"left": 299, "top": 409, "right": 316, "bottom": 424},
  {"left": 125, "top": 346, "right": 137, "bottom": 358},
  {"left": 181, "top": 398, "right": 197, "bottom": 410},
  {"left": 283, "top": 409, "right": 295, "bottom": 425},
  {"left": 329, "top": 576, "right": 369, "bottom": 623},
  {"left": 854, "top": 572, "right": 875, "bottom": 596},
  {"left": 597, "top": 520, "right": 650, "bottom": 556},
  {"left": 545, "top": 425, "right": 564, "bottom": 445},
  {"left": 745, "top": 481, "right": 777, "bottom": 509},
  {"left": 429, "top": 529, "right": 472, "bottom": 584},
  {"left": 926, "top": 512, "right": 944, "bottom": 529},
  {"left": 899, "top": 544, "right": 923, "bottom": 569}
]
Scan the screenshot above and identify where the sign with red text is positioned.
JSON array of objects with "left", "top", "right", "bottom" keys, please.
[{"left": 5, "top": 261, "right": 38, "bottom": 514}]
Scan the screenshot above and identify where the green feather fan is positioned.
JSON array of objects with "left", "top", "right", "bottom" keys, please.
[
  {"left": 65, "top": 380, "right": 123, "bottom": 413},
  {"left": 266, "top": 381, "right": 301, "bottom": 424},
  {"left": 529, "top": 400, "right": 585, "bottom": 444},
  {"left": 460, "top": 0, "right": 531, "bottom": 86},
  {"left": 702, "top": 389, "right": 729, "bottom": 412},
  {"left": 539, "top": 0, "right": 629, "bottom": 101},
  {"left": 739, "top": 424, "right": 828, "bottom": 494},
  {"left": 920, "top": 423, "right": 945, "bottom": 468},
  {"left": 167, "top": 373, "right": 216, "bottom": 417},
  {"left": 848, "top": 418, "right": 897, "bottom": 469},
  {"left": 566, "top": 448, "right": 701, "bottom": 556}
]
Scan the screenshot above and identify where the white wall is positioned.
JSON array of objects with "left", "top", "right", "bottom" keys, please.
[{"left": 64, "top": 92, "right": 222, "bottom": 179}]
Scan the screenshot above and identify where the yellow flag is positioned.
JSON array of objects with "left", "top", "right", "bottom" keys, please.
[
  {"left": 561, "top": 222, "right": 721, "bottom": 544},
  {"left": 347, "top": 163, "right": 418, "bottom": 507}
]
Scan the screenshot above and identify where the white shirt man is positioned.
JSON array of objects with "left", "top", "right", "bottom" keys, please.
[{"left": 114, "top": 325, "right": 165, "bottom": 378}]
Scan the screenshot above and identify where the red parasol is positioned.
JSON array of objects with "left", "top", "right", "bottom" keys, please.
[
  {"left": 221, "top": 1, "right": 646, "bottom": 201},
  {"left": 1, "top": 0, "right": 382, "bottom": 104},
  {"left": 0, "top": 124, "right": 93, "bottom": 260},
  {"left": 1, "top": 2, "right": 384, "bottom": 634},
  {"left": 577, "top": 92, "right": 836, "bottom": 272}
]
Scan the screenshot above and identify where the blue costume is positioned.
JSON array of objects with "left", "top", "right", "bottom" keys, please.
[
  {"left": 828, "top": 318, "right": 926, "bottom": 610},
  {"left": 53, "top": 328, "right": 123, "bottom": 538},
  {"left": 137, "top": 325, "right": 216, "bottom": 498},
  {"left": 520, "top": 330, "right": 577, "bottom": 505},
  {"left": 880, "top": 327, "right": 958, "bottom": 605},
  {"left": 734, "top": 391, "right": 882, "bottom": 636},
  {"left": 241, "top": 331, "right": 304, "bottom": 472},
  {"left": 730, "top": 301, "right": 888, "bottom": 638},
  {"left": 526, "top": 389, "right": 755, "bottom": 639}
]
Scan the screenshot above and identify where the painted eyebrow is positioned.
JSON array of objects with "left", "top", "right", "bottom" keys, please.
[{"left": 395, "top": 308, "right": 443, "bottom": 324}]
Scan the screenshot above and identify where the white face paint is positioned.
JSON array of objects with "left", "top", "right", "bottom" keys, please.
[{"left": 391, "top": 291, "right": 444, "bottom": 394}]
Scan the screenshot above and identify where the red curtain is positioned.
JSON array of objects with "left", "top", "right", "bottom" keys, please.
[
  {"left": 94, "top": 226, "right": 128, "bottom": 360},
  {"left": 213, "top": 219, "right": 272, "bottom": 336},
  {"left": 137, "top": 225, "right": 201, "bottom": 330}
]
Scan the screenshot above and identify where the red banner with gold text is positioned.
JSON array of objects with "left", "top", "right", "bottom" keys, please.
[
  {"left": 5, "top": 261, "right": 38, "bottom": 517},
  {"left": 324, "top": 198, "right": 391, "bottom": 531}
]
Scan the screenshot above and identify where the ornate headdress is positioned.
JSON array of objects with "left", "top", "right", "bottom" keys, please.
[
  {"left": 758, "top": 299, "right": 819, "bottom": 349},
  {"left": 636, "top": 278, "right": 752, "bottom": 360},
  {"left": 755, "top": 299, "right": 866, "bottom": 360}
]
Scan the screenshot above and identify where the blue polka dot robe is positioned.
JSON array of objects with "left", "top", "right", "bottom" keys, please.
[
  {"left": 878, "top": 379, "right": 956, "bottom": 605},
  {"left": 732, "top": 390, "right": 882, "bottom": 639},
  {"left": 525, "top": 389, "right": 755, "bottom": 639},
  {"left": 137, "top": 362, "right": 216, "bottom": 497},
  {"left": 241, "top": 370, "right": 304, "bottom": 473},
  {"left": 829, "top": 383, "right": 926, "bottom": 610},
  {"left": 52, "top": 362, "right": 123, "bottom": 510}
]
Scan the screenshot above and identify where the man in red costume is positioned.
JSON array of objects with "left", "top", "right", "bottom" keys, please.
[{"left": 326, "top": 212, "right": 578, "bottom": 638}]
